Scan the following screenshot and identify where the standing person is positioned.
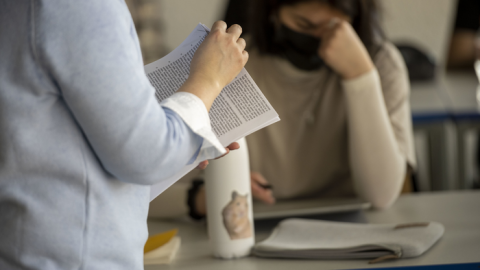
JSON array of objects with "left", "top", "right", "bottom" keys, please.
[
  {"left": 0, "top": 1, "right": 247, "bottom": 269},
  {"left": 149, "top": 0, "right": 416, "bottom": 220}
]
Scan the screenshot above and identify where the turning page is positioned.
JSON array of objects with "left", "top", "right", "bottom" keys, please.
[{"left": 145, "top": 23, "right": 280, "bottom": 201}]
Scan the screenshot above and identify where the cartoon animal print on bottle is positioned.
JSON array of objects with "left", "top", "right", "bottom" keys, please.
[{"left": 222, "top": 191, "right": 253, "bottom": 240}]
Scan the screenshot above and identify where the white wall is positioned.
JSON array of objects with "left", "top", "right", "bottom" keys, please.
[
  {"left": 381, "top": 0, "right": 458, "bottom": 68},
  {"left": 161, "top": 0, "right": 229, "bottom": 51}
]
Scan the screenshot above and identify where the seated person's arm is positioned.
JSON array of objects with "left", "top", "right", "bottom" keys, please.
[{"left": 319, "top": 21, "right": 412, "bottom": 209}]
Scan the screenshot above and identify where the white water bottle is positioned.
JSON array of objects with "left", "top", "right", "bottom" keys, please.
[{"left": 204, "top": 137, "right": 255, "bottom": 259}]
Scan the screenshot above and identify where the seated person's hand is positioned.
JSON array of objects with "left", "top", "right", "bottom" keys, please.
[
  {"left": 319, "top": 19, "right": 374, "bottom": 80},
  {"left": 193, "top": 169, "right": 275, "bottom": 217},
  {"left": 250, "top": 172, "right": 276, "bottom": 205},
  {"left": 196, "top": 142, "right": 240, "bottom": 170}
]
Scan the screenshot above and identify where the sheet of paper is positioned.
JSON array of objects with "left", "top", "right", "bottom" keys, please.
[
  {"left": 145, "top": 23, "right": 280, "bottom": 201},
  {"left": 144, "top": 236, "right": 181, "bottom": 265}
]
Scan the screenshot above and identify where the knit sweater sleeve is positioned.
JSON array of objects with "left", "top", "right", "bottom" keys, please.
[{"left": 342, "top": 43, "right": 415, "bottom": 209}]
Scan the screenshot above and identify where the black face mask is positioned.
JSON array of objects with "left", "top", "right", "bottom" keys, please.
[{"left": 274, "top": 24, "right": 325, "bottom": 71}]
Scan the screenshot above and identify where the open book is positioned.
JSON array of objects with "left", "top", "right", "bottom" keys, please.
[
  {"left": 145, "top": 23, "right": 280, "bottom": 201},
  {"left": 253, "top": 218, "right": 444, "bottom": 264}
]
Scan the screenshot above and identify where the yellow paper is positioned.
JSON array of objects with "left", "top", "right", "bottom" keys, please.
[
  {"left": 144, "top": 228, "right": 178, "bottom": 254},
  {"left": 144, "top": 236, "right": 181, "bottom": 265}
]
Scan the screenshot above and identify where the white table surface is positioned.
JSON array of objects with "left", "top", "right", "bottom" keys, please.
[{"left": 146, "top": 191, "right": 480, "bottom": 270}]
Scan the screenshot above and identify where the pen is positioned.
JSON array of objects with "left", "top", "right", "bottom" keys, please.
[{"left": 257, "top": 183, "right": 273, "bottom": 190}]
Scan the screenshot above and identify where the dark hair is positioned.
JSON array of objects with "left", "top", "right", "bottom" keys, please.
[{"left": 248, "top": 0, "right": 385, "bottom": 56}]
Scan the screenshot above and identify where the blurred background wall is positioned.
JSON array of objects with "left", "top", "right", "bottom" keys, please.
[
  {"left": 381, "top": 0, "right": 457, "bottom": 69},
  {"left": 162, "top": 0, "right": 228, "bottom": 51}
]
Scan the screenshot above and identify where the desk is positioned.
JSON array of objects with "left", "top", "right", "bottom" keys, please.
[{"left": 146, "top": 191, "right": 480, "bottom": 270}]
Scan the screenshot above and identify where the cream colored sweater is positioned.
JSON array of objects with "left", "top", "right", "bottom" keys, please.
[{"left": 149, "top": 42, "right": 416, "bottom": 218}]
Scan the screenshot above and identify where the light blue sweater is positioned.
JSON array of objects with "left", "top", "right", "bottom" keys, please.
[{"left": 0, "top": 1, "right": 210, "bottom": 269}]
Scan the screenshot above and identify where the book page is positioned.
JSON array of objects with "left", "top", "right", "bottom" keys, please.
[{"left": 145, "top": 24, "right": 280, "bottom": 201}]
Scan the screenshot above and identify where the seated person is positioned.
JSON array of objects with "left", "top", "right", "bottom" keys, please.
[{"left": 149, "top": 0, "right": 416, "bottom": 219}]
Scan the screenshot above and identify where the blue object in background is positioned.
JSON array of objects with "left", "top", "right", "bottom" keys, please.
[{"left": 359, "top": 262, "right": 480, "bottom": 270}]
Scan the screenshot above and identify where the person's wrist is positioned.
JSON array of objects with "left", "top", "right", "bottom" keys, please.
[
  {"left": 179, "top": 75, "right": 222, "bottom": 111},
  {"left": 342, "top": 61, "right": 374, "bottom": 80},
  {"left": 342, "top": 65, "right": 374, "bottom": 80},
  {"left": 190, "top": 72, "right": 223, "bottom": 92}
]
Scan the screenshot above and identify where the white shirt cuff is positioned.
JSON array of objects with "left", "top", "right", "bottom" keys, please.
[{"left": 160, "top": 92, "right": 226, "bottom": 162}]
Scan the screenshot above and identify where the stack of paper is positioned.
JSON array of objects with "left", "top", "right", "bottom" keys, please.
[{"left": 253, "top": 218, "right": 444, "bottom": 263}]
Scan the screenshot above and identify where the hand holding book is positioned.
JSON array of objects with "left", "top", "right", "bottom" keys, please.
[
  {"left": 196, "top": 141, "right": 240, "bottom": 170},
  {"left": 181, "top": 21, "right": 248, "bottom": 111},
  {"left": 145, "top": 23, "right": 280, "bottom": 201}
]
